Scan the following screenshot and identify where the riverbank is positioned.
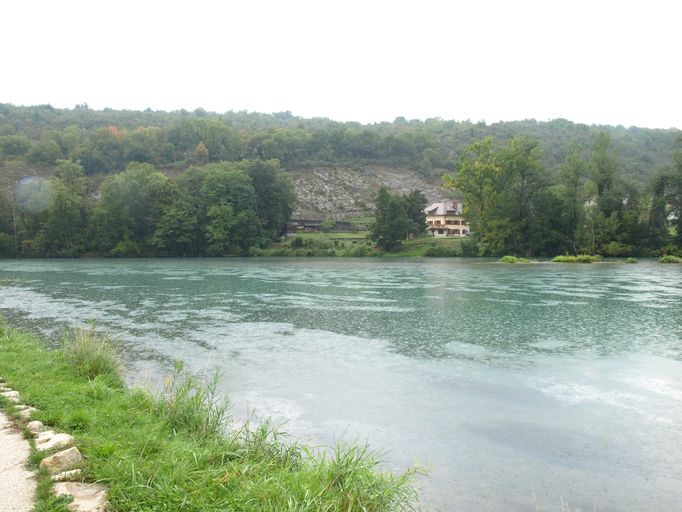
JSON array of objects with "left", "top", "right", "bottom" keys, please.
[
  {"left": 0, "top": 322, "right": 418, "bottom": 512},
  {"left": 261, "top": 236, "right": 465, "bottom": 257}
]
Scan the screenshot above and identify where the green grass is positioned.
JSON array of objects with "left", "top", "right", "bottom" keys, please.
[
  {"left": 262, "top": 236, "right": 465, "bottom": 258},
  {"left": 383, "top": 237, "right": 463, "bottom": 258},
  {"left": 659, "top": 255, "right": 682, "bottom": 263},
  {"left": 62, "top": 326, "right": 122, "bottom": 382},
  {"left": 625, "top": 257, "right": 638, "bottom": 264},
  {"left": 289, "top": 231, "right": 370, "bottom": 240},
  {"left": 551, "top": 254, "right": 603, "bottom": 263},
  {"left": 498, "top": 255, "right": 530, "bottom": 263},
  {"left": 0, "top": 323, "right": 418, "bottom": 512}
]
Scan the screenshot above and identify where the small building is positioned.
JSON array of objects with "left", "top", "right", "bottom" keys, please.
[
  {"left": 287, "top": 219, "right": 322, "bottom": 234},
  {"left": 424, "top": 201, "right": 470, "bottom": 237}
]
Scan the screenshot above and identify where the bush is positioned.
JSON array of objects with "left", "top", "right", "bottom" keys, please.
[
  {"left": 110, "top": 240, "right": 141, "bottom": 257},
  {"left": 345, "top": 245, "right": 370, "bottom": 257},
  {"left": 290, "top": 236, "right": 304, "bottom": 249},
  {"left": 156, "top": 360, "right": 230, "bottom": 439},
  {"left": 498, "top": 255, "right": 530, "bottom": 263},
  {"left": 552, "top": 254, "right": 603, "bottom": 263},
  {"left": 61, "top": 327, "right": 122, "bottom": 383},
  {"left": 603, "top": 241, "right": 634, "bottom": 257},
  {"left": 625, "top": 257, "right": 638, "bottom": 264},
  {"left": 660, "top": 255, "right": 682, "bottom": 264},
  {"left": 424, "top": 245, "right": 463, "bottom": 257}
]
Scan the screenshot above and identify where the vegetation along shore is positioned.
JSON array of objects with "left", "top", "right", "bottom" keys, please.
[
  {"left": 0, "top": 321, "right": 418, "bottom": 512},
  {"left": 0, "top": 104, "right": 681, "bottom": 259}
]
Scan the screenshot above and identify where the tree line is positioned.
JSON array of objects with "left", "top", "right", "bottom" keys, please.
[
  {"left": 1, "top": 104, "right": 679, "bottom": 184},
  {"left": 440, "top": 133, "right": 682, "bottom": 257},
  {"left": 0, "top": 159, "right": 295, "bottom": 257}
]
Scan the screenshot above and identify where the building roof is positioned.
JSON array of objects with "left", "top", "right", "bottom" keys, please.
[{"left": 424, "top": 200, "right": 462, "bottom": 215}]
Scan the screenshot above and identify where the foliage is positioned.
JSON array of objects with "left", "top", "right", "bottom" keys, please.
[
  {"left": 370, "top": 187, "right": 426, "bottom": 251},
  {"left": 423, "top": 245, "right": 463, "bottom": 257},
  {"left": 446, "top": 131, "right": 676, "bottom": 258},
  {"left": 659, "top": 255, "right": 682, "bottom": 263},
  {"left": 625, "top": 257, "right": 638, "bottom": 263},
  {"left": 551, "top": 254, "right": 603, "bottom": 263},
  {"left": 499, "top": 255, "right": 530, "bottom": 263},
  {"left": 1, "top": 103, "right": 681, "bottom": 259},
  {"left": 0, "top": 323, "right": 419, "bottom": 511},
  {"left": 2, "top": 159, "right": 296, "bottom": 258}
]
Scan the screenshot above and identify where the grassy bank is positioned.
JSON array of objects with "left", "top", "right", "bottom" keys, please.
[
  {"left": 262, "top": 235, "right": 465, "bottom": 258},
  {"left": 0, "top": 323, "right": 418, "bottom": 512}
]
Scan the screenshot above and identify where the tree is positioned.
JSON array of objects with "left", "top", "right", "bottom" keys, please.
[
  {"left": 320, "top": 218, "right": 336, "bottom": 233},
  {"left": 194, "top": 141, "right": 209, "bottom": 162},
  {"left": 151, "top": 198, "right": 200, "bottom": 256},
  {"left": 558, "top": 142, "right": 588, "bottom": 252},
  {"left": 672, "top": 137, "right": 682, "bottom": 246},
  {"left": 590, "top": 132, "right": 621, "bottom": 218},
  {"left": 403, "top": 190, "right": 427, "bottom": 237},
  {"left": 447, "top": 136, "right": 546, "bottom": 256},
  {"left": 370, "top": 187, "right": 413, "bottom": 251},
  {"left": 242, "top": 159, "right": 296, "bottom": 238},
  {"left": 648, "top": 171, "right": 669, "bottom": 248}
]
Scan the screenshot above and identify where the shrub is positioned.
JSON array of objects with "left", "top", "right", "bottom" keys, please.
[
  {"left": 625, "top": 257, "right": 638, "bottom": 264},
  {"left": 290, "top": 236, "right": 304, "bottom": 249},
  {"left": 61, "top": 327, "right": 122, "bottom": 383},
  {"left": 156, "top": 360, "right": 230, "bottom": 440},
  {"left": 498, "top": 255, "right": 530, "bottom": 263},
  {"left": 345, "top": 245, "right": 370, "bottom": 257},
  {"left": 660, "top": 255, "right": 682, "bottom": 264},
  {"left": 424, "top": 245, "right": 463, "bottom": 257},
  {"left": 603, "top": 241, "right": 634, "bottom": 257},
  {"left": 551, "top": 255, "right": 603, "bottom": 263}
]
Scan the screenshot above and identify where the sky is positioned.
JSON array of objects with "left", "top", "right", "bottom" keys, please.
[{"left": 2, "top": 0, "right": 680, "bottom": 129}]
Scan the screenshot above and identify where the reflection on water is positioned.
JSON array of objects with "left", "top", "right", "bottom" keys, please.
[{"left": 1, "top": 258, "right": 681, "bottom": 511}]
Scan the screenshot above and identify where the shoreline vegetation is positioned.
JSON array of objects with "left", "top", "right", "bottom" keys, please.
[
  {"left": 0, "top": 105, "right": 680, "bottom": 261},
  {"left": 0, "top": 322, "right": 419, "bottom": 512}
]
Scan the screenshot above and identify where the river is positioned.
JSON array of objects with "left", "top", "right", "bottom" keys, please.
[{"left": 1, "top": 258, "right": 681, "bottom": 511}]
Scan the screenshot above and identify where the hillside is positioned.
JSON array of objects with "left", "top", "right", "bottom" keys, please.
[
  {"left": 290, "top": 164, "right": 448, "bottom": 218},
  {"left": 1, "top": 104, "right": 680, "bottom": 218}
]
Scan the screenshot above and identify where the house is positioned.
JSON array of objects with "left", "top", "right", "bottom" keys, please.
[
  {"left": 287, "top": 219, "right": 322, "bottom": 234},
  {"left": 423, "top": 201, "right": 470, "bottom": 237}
]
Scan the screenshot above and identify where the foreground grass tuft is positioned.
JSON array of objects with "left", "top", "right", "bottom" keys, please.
[
  {"left": 62, "top": 326, "right": 123, "bottom": 383},
  {"left": 551, "top": 254, "right": 603, "bottom": 263},
  {"left": 0, "top": 323, "right": 419, "bottom": 512}
]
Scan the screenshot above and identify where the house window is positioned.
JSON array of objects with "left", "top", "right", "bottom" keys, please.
[
  {"left": 453, "top": 220, "right": 460, "bottom": 225},
  {"left": 453, "top": 229, "right": 460, "bottom": 235},
  {"left": 438, "top": 229, "right": 444, "bottom": 235}
]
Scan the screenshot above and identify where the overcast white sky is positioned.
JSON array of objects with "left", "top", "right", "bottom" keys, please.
[{"left": 2, "top": 0, "right": 680, "bottom": 128}]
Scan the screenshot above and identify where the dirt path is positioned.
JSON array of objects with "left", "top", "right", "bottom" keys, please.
[{"left": 0, "top": 411, "right": 35, "bottom": 512}]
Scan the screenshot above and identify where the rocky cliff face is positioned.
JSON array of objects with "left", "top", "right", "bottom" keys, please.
[{"left": 290, "top": 164, "right": 451, "bottom": 219}]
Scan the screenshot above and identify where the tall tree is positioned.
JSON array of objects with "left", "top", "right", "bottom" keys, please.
[{"left": 370, "top": 187, "right": 413, "bottom": 251}]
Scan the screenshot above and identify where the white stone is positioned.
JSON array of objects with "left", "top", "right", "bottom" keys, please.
[
  {"left": 1, "top": 390, "right": 20, "bottom": 403},
  {"left": 40, "top": 447, "right": 83, "bottom": 474},
  {"left": 26, "top": 420, "right": 45, "bottom": 434},
  {"left": 18, "top": 407, "right": 38, "bottom": 420},
  {"left": 51, "top": 469, "right": 82, "bottom": 482},
  {"left": 36, "top": 430, "right": 57, "bottom": 443},
  {"left": 36, "top": 432, "right": 75, "bottom": 452},
  {"left": 54, "top": 482, "right": 108, "bottom": 512}
]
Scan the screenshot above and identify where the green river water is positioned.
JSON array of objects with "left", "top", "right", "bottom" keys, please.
[{"left": 0, "top": 258, "right": 681, "bottom": 511}]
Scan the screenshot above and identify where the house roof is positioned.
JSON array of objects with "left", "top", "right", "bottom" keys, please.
[{"left": 424, "top": 200, "right": 462, "bottom": 215}]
